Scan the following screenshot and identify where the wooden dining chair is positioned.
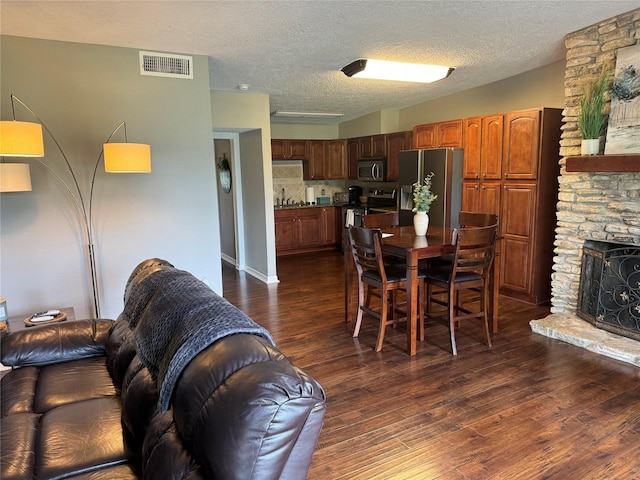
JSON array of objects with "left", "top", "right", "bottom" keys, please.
[
  {"left": 458, "top": 211, "right": 498, "bottom": 228},
  {"left": 362, "top": 212, "right": 399, "bottom": 229},
  {"left": 348, "top": 226, "right": 424, "bottom": 352},
  {"left": 423, "top": 224, "right": 498, "bottom": 355}
]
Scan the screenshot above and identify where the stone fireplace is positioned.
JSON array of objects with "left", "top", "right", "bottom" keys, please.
[{"left": 550, "top": 9, "right": 640, "bottom": 320}]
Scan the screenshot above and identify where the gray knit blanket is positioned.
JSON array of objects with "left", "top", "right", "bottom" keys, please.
[{"left": 122, "top": 265, "right": 275, "bottom": 412}]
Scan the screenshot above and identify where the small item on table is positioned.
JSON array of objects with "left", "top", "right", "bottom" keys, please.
[{"left": 24, "top": 309, "right": 67, "bottom": 327}]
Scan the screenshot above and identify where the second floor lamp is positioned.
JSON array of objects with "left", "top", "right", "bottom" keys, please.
[{"left": 0, "top": 94, "right": 152, "bottom": 318}]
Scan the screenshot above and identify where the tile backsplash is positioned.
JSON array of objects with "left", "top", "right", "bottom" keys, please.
[{"left": 272, "top": 161, "right": 347, "bottom": 205}]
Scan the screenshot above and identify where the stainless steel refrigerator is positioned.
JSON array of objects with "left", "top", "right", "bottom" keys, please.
[{"left": 397, "top": 148, "right": 464, "bottom": 229}]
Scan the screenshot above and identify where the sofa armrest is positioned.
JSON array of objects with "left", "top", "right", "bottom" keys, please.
[{"left": 1, "top": 319, "right": 114, "bottom": 367}]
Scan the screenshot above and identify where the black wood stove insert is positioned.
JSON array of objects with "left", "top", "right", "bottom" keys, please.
[{"left": 578, "top": 240, "right": 640, "bottom": 340}]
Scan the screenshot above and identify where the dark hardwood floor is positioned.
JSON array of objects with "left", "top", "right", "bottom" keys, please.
[{"left": 222, "top": 251, "right": 640, "bottom": 479}]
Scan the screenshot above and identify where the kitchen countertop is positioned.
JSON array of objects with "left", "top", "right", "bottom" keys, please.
[{"left": 274, "top": 204, "right": 342, "bottom": 210}]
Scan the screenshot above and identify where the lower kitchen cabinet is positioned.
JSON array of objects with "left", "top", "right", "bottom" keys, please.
[{"left": 275, "top": 207, "right": 340, "bottom": 256}]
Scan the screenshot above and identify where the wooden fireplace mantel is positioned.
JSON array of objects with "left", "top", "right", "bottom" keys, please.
[{"left": 566, "top": 154, "right": 640, "bottom": 172}]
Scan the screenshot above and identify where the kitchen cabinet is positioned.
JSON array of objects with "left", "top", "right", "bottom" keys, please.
[
  {"left": 321, "top": 207, "right": 337, "bottom": 245},
  {"left": 463, "top": 115, "right": 503, "bottom": 181},
  {"left": 462, "top": 115, "right": 503, "bottom": 227},
  {"left": 503, "top": 110, "right": 541, "bottom": 179},
  {"left": 371, "top": 134, "right": 387, "bottom": 156},
  {"left": 461, "top": 107, "right": 561, "bottom": 304},
  {"left": 499, "top": 108, "right": 562, "bottom": 304},
  {"left": 347, "top": 138, "right": 360, "bottom": 179},
  {"left": 413, "top": 119, "right": 462, "bottom": 149},
  {"left": 271, "top": 139, "right": 308, "bottom": 160},
  {"left": 461, "top": 181, "right": 501, "bottom": 219},
  {"left": 386, "top": 131, "right": 412, "bottom": 182},
  {"left": 303, "top": 139, "right": 347, "bottom": 180},
  {"left": 304, "top": 140, "right": 326, "bottom": 180},
  {"left": 325, "top": 140, "right": 347, "bottom": 179},
  {"left": 275, "top": 207, "right": 339, "bottom": 256},
  {"left": 347, "top": 136, "right": 381, "bottom": 179}
]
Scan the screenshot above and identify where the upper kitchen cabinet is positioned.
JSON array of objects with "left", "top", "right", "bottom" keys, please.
[
  {"left": 304, "top": 140, "right": 326, "bottom": 180},
  {"left": 503, "top": 110, "right": 542, "bottom": 179},
  {"left": 347, "top": 135, "right": 385, "bottom": 179},
  {"left": 347, "top": 138, "right": 360, "bottom": 179},
  {"left": 386, "top": 131, "right": 412, "bottom": 182},
  {"left": 325, "top": 140, "right": 347, "bottom": 179},
  {"left": 413, "top": 119, "right": 462, "bottom": 149},
  {"left": 303, "top": 139, "right": 347, "bottom": 180},
  {"left": 371, "top": 134, "right": 387, "bottom": 157},
  {"left": 463, "top": 115, "right": 503, "bottom": 180},
  {"left": 271, "top": 139, "right": 308, "bottom": 161}
]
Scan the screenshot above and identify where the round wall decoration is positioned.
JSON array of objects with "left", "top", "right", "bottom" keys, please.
[{"left": 217, "top": 153, "right": 232, "bottom": 193}]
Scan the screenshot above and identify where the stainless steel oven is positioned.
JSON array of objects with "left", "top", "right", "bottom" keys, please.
[{"left": 341, "top": 187, "right": 397, "bottom": 251}]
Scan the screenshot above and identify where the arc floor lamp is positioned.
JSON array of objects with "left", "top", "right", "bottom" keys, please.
[{"left": 0, "top": 94, "right": 151, "bottom": 318}]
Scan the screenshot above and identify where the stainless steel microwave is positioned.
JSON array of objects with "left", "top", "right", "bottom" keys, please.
[{"left": 357, "top": 157, "right": 386, "bottom": 182}]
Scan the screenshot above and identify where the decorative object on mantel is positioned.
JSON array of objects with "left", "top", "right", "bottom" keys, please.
[
  {"left": 412, "top": 172, "right": 437, "bottom": 236},
  {"left": 577, "top": 64, "right": 611, "bottom": 156},
  {"left": 605, "top": 44, "right": 640, "bottom": 155}
]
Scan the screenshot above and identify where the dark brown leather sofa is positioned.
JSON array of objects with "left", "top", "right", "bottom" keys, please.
[{"left": 0, "top": 259, "right": 326, "bottom": 480}]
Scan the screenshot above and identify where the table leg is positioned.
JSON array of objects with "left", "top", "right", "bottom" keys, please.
[
  {"left": 489, "top": 240, "right": 501, "bottom": 333},
  {"left": 406, "top": 250, "right": 419, "bottom": 356}
]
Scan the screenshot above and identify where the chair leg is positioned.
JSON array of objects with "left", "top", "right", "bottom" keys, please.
[
  {"left": 449, "top": 286, "right": 458, "bottom": 356},
  {"left": 481, "top": 286, "right": 492, "bottom": 348},
  {"left": 353, "top": 281, "right": 366, "bottom": 338},
  {"left": 376, "top": 290, "right": 389, "bottom": 352},
  {"left": 418, "top": 280, "right": 425, "bottom": 342}
]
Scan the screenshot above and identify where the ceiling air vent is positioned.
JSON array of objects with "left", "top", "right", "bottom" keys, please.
[{"left": 139, "top": 51, "right": 193, "bottom": 79}]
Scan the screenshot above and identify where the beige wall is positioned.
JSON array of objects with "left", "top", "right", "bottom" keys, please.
[
  {"left": 1, "top": 35, "right": 219, "bottom": 319},
  {"left": 210, "top": 90, "right": 278, "bottom": 282},
  {"left": 397, "top": 60, "right": 566, "bottom": 130}
]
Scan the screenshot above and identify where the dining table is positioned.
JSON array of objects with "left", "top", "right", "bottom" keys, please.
[{"left": 344, "top": 226, "right": 499, "bottom": 356}]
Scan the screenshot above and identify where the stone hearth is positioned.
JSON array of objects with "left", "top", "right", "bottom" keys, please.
[{"left": 531, "top": 313, "right": 640, "bottom": 366}]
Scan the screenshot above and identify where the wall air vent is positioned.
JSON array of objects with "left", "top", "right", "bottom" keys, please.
[{"left": 139, "top": 51, "right": 193, "bottom": 79}]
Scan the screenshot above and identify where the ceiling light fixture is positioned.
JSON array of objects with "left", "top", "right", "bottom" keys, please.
[
  {"left": 271, "top": 111, "right": 344, "bottom": 119},
  {"left": 341, "top": 59, "right": 454, "bottom": 83}
]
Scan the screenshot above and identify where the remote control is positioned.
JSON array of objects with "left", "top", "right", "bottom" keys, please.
[{"left": 31, "top": 310, "right": 60, "bottom": 318}]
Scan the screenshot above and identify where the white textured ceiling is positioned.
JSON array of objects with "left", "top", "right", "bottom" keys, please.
[{"left": 1, "top": 1, "right": 638, "bottom": 124}]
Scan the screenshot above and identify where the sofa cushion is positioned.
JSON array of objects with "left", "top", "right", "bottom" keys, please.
[
  {"left": 34, "top": 357, "right": 117, "bottom": 413},
  {"left": 1, "top": 319, "right": 113, "bottom": 368},
  {"left": 0, "top": 412, "right": 40, "bottom": 480},
  {"left": 36, "top": 397, "right": 128, "bottom": 480},
  {"left": 64, "top": 463, "right": 140, "bottom": 479},
  {"left": 1, "top": 367, "right": 39, "bottom": 416}
]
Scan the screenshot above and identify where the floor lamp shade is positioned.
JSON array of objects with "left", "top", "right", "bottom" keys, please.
[
  {"left": 0, "top": 163, "right": 32, "bottom": 192},
  {"left": 0, "top": 121, "right": 45, "bottom": 157},
  {"left": 104, "top": 143, "right": 151, "bottom": 172}
]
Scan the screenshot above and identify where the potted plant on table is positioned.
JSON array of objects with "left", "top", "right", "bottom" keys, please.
[
  {"left": 577, "top": 65, "right": 611, "bottom": 155},
  {"left": 412, "top": 172, "right": 437, "bottom": 236}
]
